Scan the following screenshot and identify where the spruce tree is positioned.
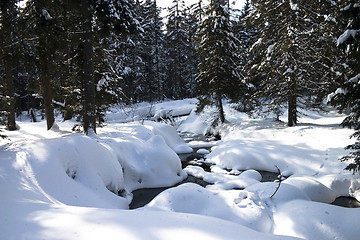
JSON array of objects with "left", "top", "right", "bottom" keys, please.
[
  {"left": 164, "top": 0, "right": 187, "bottom": 99},
  {"left": 195, "top": 0, "right": 242, "bottom": 124},
  {"left": 329, "top": 1, "right": 360, "bottom": 173},
  {"left": 248, "top": 0, "right": 343, "bottom": 126}
]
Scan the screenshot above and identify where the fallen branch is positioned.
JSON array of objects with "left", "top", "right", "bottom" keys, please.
[{"left": 270, "top": 165, "right": 283, "bottom": 199}]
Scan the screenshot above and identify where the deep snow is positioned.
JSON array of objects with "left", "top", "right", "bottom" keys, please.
[{"left": 1, "top": 99, "right": 360, "bottom": 240}]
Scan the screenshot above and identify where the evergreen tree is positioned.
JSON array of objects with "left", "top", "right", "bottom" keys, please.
[
  {"left": 233, "top": 0, "right": 259, "bottom": 111},
  {"left": 329, "top": 1, "right": 360, "bottom": 173},
  {"left": 164, "top": 0, "right": 194, "bottom": 99},
  {"left": 138, "top": 0, "right": 165, "bottom": 102},
  {"left": 195, "top": 0, "right": 242, "bottom": 124},
  {"left": 70, "top": 0, "right": 137, "bottom": 134},
  {"left": 248, "top": 0, "right": 343, "bottom": 126}
]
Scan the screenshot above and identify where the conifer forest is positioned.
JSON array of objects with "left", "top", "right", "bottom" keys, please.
[
  {"left": 1, "top": 1, "right": 360, "bottom": 239},
  {"left": 0, "top": 0, "right": 359, "bottom": 165}
]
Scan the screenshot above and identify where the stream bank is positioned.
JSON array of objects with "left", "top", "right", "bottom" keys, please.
[{"left": 129, "top": 132, "right": 360, "bottom": 210}]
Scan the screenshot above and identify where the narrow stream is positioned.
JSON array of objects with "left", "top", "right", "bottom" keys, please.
[{"left": 129, "top": 132, "right": 360, "bottom": 209}]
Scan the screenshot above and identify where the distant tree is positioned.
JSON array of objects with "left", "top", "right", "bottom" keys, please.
[
  {"left": 329, "top": 1, "right": 360, "bottom": 173},
  {"left": 248, "top": 0, "right": 343, "bottom": 126},
  {"left": 232, "top": 0, "right": 259, "bottom": 111},
  {"left": 164, "top": 0, "right": 187, "bottom": 99},
  {"left": 138, "top": 0, "right": 166, "bottom": 102},
  {"left": 195, "top": 0, "right": 242, "bottom": 124}
]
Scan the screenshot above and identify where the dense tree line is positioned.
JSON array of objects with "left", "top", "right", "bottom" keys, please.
[{"left": 0, "top": 0, "right": 358, "bottom": 149}]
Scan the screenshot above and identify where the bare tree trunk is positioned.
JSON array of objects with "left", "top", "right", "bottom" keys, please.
[{"left": 80, "top": 0, "right": 96, "bottom": 134}]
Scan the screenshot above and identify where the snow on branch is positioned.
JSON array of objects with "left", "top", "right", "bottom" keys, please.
[
  {"left": 289, "top": 0, "right": 299, "bottom": 11},
  {"left": 41, "top": 9, "right": 53, "bottom": 20},
  {"left": 337, "top": 29, "right": 360, "bottom": 46}
]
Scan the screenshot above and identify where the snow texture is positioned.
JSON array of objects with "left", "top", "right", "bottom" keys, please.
[{"left": 1, "top": 98, "right": 360, "bottom": 240}]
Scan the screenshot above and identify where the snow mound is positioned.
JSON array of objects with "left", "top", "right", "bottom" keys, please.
[
  {"left": 144, "top": 121, "right": 192, "bottom": 154},
  {"left": 177, "top": 109, "right": 212, "bottom": 135},
  {"left": 19, "top": 134, "right": 129, "bottom": 209},
  {"left": 144, "top": 183, "right": 273, "bottom": 233},
  {"left": 105, "top": 134, "right": 185, "bottom": 192},
  {"left": 283, "top": 176, "right": 336, "bottom": 203}
]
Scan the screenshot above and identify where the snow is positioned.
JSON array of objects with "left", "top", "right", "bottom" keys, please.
[
  {"left": 337, "top": 29, "right": 360, "bottom": 46},
  {"left": 1, "top": 99, "right": 360, "bottom": 240},
  {"left": 177, "top": 109, "right": 211, "bottom": 134},
  {"left": 289, "top": 0, "right": 299, "bottom": 11},
  {"left": 274, "top": 200, "right": 360, "bottom": 240},
  {"left": 348, "top": 73, "right": 360, "bottom": 84}
]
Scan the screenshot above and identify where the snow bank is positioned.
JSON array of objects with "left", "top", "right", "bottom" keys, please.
[
  {"left": 1, "top": 204, "right": 295, "bottom": 240},
  {"left": 206, "top": 117, "right": 353, "bottom": 176},
  {"left": 274, "top": 200, "right": 360, "bottom": 240},
  {"left": 19, "top": 134, "right": 129, "bottom": 209}
]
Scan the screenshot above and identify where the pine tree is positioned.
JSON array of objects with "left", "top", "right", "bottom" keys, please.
[
  {"left": 248, "top": 0, "right": 343, "bottom": 126},
  {"left": 329, "top": 1, "right": 360, "bottom": 173},
  {"left": 195, "top": 0, "right": 242, "bottom": 124}
]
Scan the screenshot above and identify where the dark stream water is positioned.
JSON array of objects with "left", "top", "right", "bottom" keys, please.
[{"left": 129, "top": 133, "right": 360, "bottom": 209}]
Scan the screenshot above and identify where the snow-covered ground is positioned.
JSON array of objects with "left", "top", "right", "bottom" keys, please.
[{"left": 1, "top": 99, "right": 360, "bottom": 240}]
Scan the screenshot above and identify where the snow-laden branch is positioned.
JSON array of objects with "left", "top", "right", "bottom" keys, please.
[{"left": 337, "top": 29, "right": 360, "bottom": 46}]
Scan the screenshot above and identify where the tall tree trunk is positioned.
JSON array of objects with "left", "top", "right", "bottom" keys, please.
[
  {"left": 1, "top": 2, "right": 16, "bottom": 131},
  {"left": 80, "top": 0, "right": 96, "bottom": 134},
  {"left": 4, "top": 53, "right": 16, "bottom": 131},
  {"left": 35, "top": 1, "right": 55, "bottom": 130},
  {"left": 38, "top": 36, "right": 55, "bottom": 130}
]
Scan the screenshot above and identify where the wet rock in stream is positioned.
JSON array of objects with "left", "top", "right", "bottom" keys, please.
[{"left": 331, "top": 196, "right": 360, "bottom": 208}]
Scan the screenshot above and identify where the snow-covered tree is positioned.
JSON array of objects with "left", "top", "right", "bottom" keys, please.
[
  {"left": 195, "top": 0, "right": 242, "bottom": 123},
  {"left": 248, "top": 0, "right": 343, "bottom": 126},
  {"left": 71, "top": 0, "right": 138, "bottom": 134},
  {"left": 164, "top": 0, "right": 196, "bottom": 99},
  {"left": 329, "top": 1, "right": 360, "bottom": 173},
  {"left": 232, "top": 0, "right": 259, "bottom": 111},
  {"left": 138, "top": 0, "right": 166, "bottom": 102}
]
